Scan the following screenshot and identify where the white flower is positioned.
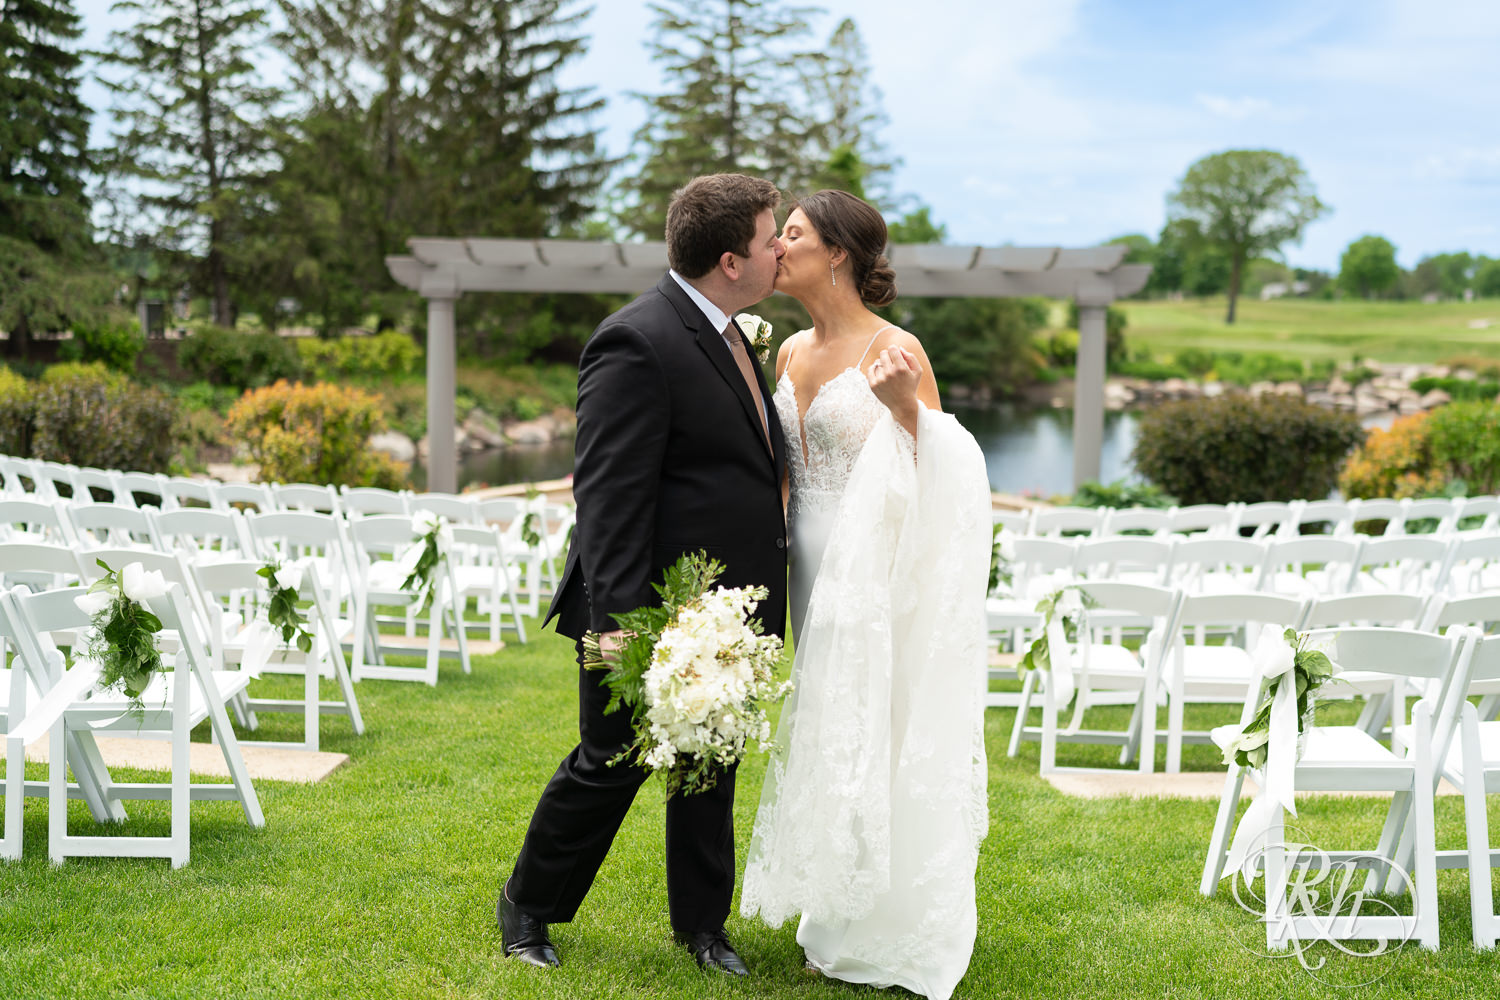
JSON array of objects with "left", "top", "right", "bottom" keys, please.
[
  {"left": 270, "top": 562, "right": 305, "bottom": 593},
  {"left": 1056, "top": 587, "right": 1085, "bottom": 620},
  {"left": 734, "top": 313, "right": 774, "bottom": 363},
  {"left": 998, "top": 535, "right": 1017, "bottom": 563},
  {"left": 74, "top": 590, "right": 114, "bottom": 616},
  {"left": 411, "top": 510, "right": 444, "bottom": 536},
  {"left": 121, "top": 563, "right": 169, "bottom": 603}
]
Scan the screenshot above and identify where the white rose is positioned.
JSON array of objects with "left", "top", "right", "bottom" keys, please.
[
  {"left": 998, "top": 536, "right": 1017, "bottom": 562},
  {"left": 1057, "top": 588, "right": 1085, "bottom": 620},
  {"left": 121, "top": 563, "right": 169, "bottom": 603},
  {"left": 74, "top": 590, "right": 114, "bottom": 616},
  {"left": 271, "top": 562, "right": 306, "bottom": 593}
]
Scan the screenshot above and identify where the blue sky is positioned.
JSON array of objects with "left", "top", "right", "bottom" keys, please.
[{"left": 74, "top": 0, "right": 1500, "bottom": 270}]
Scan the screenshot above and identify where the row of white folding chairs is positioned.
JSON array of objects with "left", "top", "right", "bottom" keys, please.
[
  {"left": 992, "top": 532, "right": 1500, "bottom": 608},
  {"left": 1198, "top": 625, "right": 1500, "bottom": 950},
  {"left": 1005, "top": 583, "right": 1500, "bottom": 774},
  {"left": 0, "top": 537, "right": 364, "bottom": 751},
  {"left": 996, "top": 495, "right": 1500, "bottom": 541},
  {"left": 1, "top": 580, "right": 267, "bottom": 866},
  {"left": 0, "top": 497, "right": 535, "bottom": 647}
]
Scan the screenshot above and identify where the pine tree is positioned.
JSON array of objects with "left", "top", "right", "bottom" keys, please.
[
  {"left": 620, "top": 0, "right": 824, "bottom": 238},
  {"left": 98, "top": 0, "right": 282, "bottom": 326},
  {"left": 796, "top": 17, "right": 897, "bottom": 204},
  {"left": 0, "top": 0, "right": 102, "bottom": 354}
]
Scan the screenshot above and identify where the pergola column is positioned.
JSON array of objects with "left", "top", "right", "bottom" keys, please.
[
  {"left": 1073, "top": 303, "right": 1108, "bottom": 490},
  {"left": 425, "top": 293, "right": 458, "bottom": 494}
]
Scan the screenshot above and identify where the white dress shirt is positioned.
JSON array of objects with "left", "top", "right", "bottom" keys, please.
[{"left": 669, "top": 269, "right": 767, "bottom": 427}]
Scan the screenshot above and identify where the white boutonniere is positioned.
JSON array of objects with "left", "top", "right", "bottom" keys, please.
[{"left": 734, "top": 313, "right": 774, "bottom": 364}]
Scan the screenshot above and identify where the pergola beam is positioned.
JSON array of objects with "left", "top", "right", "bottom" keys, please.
[{"left": 387, "top": 239, "right": 1151, "bottom": 494}]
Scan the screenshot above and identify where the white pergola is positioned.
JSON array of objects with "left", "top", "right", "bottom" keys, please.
[{"left": 386, "top": 239, "right": 1151, "bottom": 493}]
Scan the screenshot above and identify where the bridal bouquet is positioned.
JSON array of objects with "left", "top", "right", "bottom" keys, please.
[{"left": 583, "top": 552, "right": 789, "bottom": 797}]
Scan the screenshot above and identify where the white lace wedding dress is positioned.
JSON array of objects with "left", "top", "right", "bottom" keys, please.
[{"left": 740, "top": 333, "right": 992, "bottom": 1000}]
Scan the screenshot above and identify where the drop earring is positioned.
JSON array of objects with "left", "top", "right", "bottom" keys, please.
[{"left": 830, "top": 261, "right": 837, "bottom": 286}]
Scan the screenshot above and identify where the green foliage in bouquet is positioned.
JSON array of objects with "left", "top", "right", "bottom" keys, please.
[
  {"left": 81, "top": 561, "right": 165, "bottom": 707},
  {"left": 257, "top": 562, "right": 314, "bottom": 653},
  {"left": 1222, "top": 629, "right": 1335, "bottom": 769}
]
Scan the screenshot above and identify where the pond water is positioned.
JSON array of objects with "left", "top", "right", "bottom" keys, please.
[{"left": 432, "top": 405, "right": 1145, "bottom": 497}]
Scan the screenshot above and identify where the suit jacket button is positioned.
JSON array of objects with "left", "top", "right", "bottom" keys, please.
[{"left": 776, "top": 537, "right": 786, "bottom": 550}]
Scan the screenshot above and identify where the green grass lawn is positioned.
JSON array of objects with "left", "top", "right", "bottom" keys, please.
[
  {"left": 1118, "top": 297, "right": 1500, "bottom": 366},
  {"left": 4, "top": 623, "right": 1500, "bottom": 998}
]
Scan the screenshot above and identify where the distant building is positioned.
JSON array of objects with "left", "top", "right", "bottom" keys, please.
[{"left": 1259, "top": 280, "right": 1311, "bottom": 300}]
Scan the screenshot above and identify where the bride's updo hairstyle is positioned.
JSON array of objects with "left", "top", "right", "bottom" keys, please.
[{"left": 794, "top": 189, "right": 898, "bottom": 307}]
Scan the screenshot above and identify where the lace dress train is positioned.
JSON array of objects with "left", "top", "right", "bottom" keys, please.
[{"left": 740, "top": 353, "right": 991, "bottom": 1000}]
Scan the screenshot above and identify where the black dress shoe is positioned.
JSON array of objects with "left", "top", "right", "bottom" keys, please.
[
  {"left": 497, "top": 889, "right": 560, "bottom": 968},
  {"left": 674, "top": 928, "right": 749, "bottom": 976}
]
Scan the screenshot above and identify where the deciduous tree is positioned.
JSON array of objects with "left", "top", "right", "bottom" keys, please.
[{"left": 1165, "top": 149, "right": 1326, "bottom": 323}]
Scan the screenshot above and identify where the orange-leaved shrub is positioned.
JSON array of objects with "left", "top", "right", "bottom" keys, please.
[
  {"left": 1338, "top": 412, "right": 1448, "bottom": 499},
  {"left": 227, "top": 380, "right": 407, "bottom": 489}
]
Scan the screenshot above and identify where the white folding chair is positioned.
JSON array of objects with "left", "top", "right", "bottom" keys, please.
[
  {"left": 339, "top": 485, "right": 412, "bottom": 517},
  {"left": 1402, "top": 496, "right": 1459, "bottom": 536},
  {"left": 409, "top": 493, "right": 479, "bottom": 524},
  {"left": 1235, "top": 501, "right": 1293, "bottom": 540},
  {"left": 346, "top": 514, "right": 471, "bottom": 685},
  {"left": 115, "top": 471, "right": 171, "bottom": 510},
  {"left": 991, "top": 508, "right": 1031, "bottom": 534},
  {"left": 0, "top": 539, "right": 88, "bottom": 592},
  {"left": 0, "top": 456, "right": 44, "bottom": 497},
  {"left": 1452, "top": 496, "right": 1500, "bottom": 539},
  {"left": 1154, "top": 591, "right": 1309, "bottom": 773},
  {"left": 71, "top": 467, "right": 126, "bottom": 505},
  {"left": 0, "top": 498, "right": 80, "bottom": 547},
  {"left": 212, "top": 481, "right": 277, "bottom": 514},
  {"left": 1420, "top": 593, "right": 1500, "bottom": 721},
  {"left": 1026, "top": 581, "right": 1180, "bottom": 775},
  {"left": 477, "top": 497, "right": 547, "bottom": 616},
  {"left": 1167, "top": 536, "right": 1266, "bottom": 594},
  {"left": 1072, "top": 536, "right": 1173, "bottom": 586},
  {"left": 1200, "top": 626, "right": 1477, "bottom": 953},
  {"left": 160, "top": 476, "right": 216, "bottom": 509},
  {"left": 151, "top": 507, "right": 257, "bottom": 565},
  {"left": 1032, "top": 506, "right": 1106, "bottom": 538},
  {"left": 31, "top": 461, "right": 77, "bottom": 502},
  {"left": 1258, "top": 536, "right": 1362, "bottom": 598},
  {"left": 1346, "top": 535, "right": 1451, "bottom": 594},
  {"left": 1347, "top": 497, "right": 1407, "bottom": 535},
  {"left": 1439, "top": 535, "right": 1500, "bottom": 596},
  {"left": 66, "top": 502, "right": 165, "bottom": 552},
  {"left": 1428, "top": 637, "right": 1500, "bottom": 947},
  {"left": 1102, "top": 507, "right": 1172, "bottom": 536},
  {"left": 192, "top": 560, "right": 363, "bottom": 751},
  {"left": 448, "top": 523, "right": 528, "bottom": 644},
  {"left": 1288, "top": 499, "right": 1356, "bottom": 537},
  {"left": 1168, "top": 504, "right": 1236, "bottom": 537},
  {"left": 0, "top": 585, "right": 130, "bottom": 860},
  {"left": 5, "top": 582, "right": 265, "bottom": 867},
  {"left": 272, "top": 482, "right": 341, "bottom": 514}
]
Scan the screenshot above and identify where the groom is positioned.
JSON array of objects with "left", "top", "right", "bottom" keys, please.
[{"left": 498, "top": 174, "right": 789, "bottom": 975}]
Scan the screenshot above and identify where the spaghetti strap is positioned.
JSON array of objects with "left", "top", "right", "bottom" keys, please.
[{"left": 857, "top": 325, "right": 898, "bottom": 367}]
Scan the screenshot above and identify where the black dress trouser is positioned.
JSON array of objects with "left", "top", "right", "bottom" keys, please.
[{"left": 506, "top": 641, "right": 737, "bottom": 933}]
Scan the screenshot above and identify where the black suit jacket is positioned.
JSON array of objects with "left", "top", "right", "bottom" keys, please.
[{"left": 545, "top": 275, "right": 788, "bottom": 641}]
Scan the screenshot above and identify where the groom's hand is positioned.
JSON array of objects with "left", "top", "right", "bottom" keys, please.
[{"left": 597, "top": 629, "right": 627, "bottom": 663}]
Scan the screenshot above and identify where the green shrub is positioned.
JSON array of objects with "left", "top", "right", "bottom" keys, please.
[
  {"left": 1173, "top": 347, "right": 1216, "bottom": 377},
  {"left": 1344, "top": 365, "right": 1379, "bottom": 387},
  {"left": 1409, "top": 375, "right": 1500, "bottom": 401},
  {"left": 227, "top": 380, "right": 407, "bottom": 489},
  {"left": 59, "top": 317, "right": 146, "bottom": 373},
  {"left": 178, "top": 325, "right": 303, "bottom": 390},
  {"left": 31, "top": 366, "right": 177, "bottom": 473},
  {"left": 1427, "top": 401, "right": 1500, "bottom": 494},
  {"left": 1132, "top": 396, "right": 1363, "bottom": 505},
  {"left": 0, "top": 365, "right": 35, "bottom": 456},
  {"left": 1113, "top": 358, "right": 1190, "bottom": 381},
  {"left": 1214, "top": 353, "right": 1306, "bottom": 386},
  {"left": 1069, "top": 479, "right": 1176, "bottom": 509},
  {"left": 295, "top": 331, "right": 422, "bottom": 380}
]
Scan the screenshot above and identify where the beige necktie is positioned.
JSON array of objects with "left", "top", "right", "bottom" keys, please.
[{"left": 724, "top": 326, "right": 771, "bottom": 449}]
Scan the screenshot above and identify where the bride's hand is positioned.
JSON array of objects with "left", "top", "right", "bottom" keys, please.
[{"left": 867, "top": 346, "right": 921, "bottom": 422}]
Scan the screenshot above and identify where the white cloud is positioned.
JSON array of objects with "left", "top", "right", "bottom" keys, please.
[
  {"left": 1195, "top": 95, "right": 1273, "bottom": 120},
  {"left": 1415, "top": 148, "right": 1500, "bottom": 183}
]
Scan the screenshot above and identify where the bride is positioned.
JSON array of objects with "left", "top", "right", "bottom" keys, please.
[{"left": 739, "top": 189, "right": 991, "bottom": 999}]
